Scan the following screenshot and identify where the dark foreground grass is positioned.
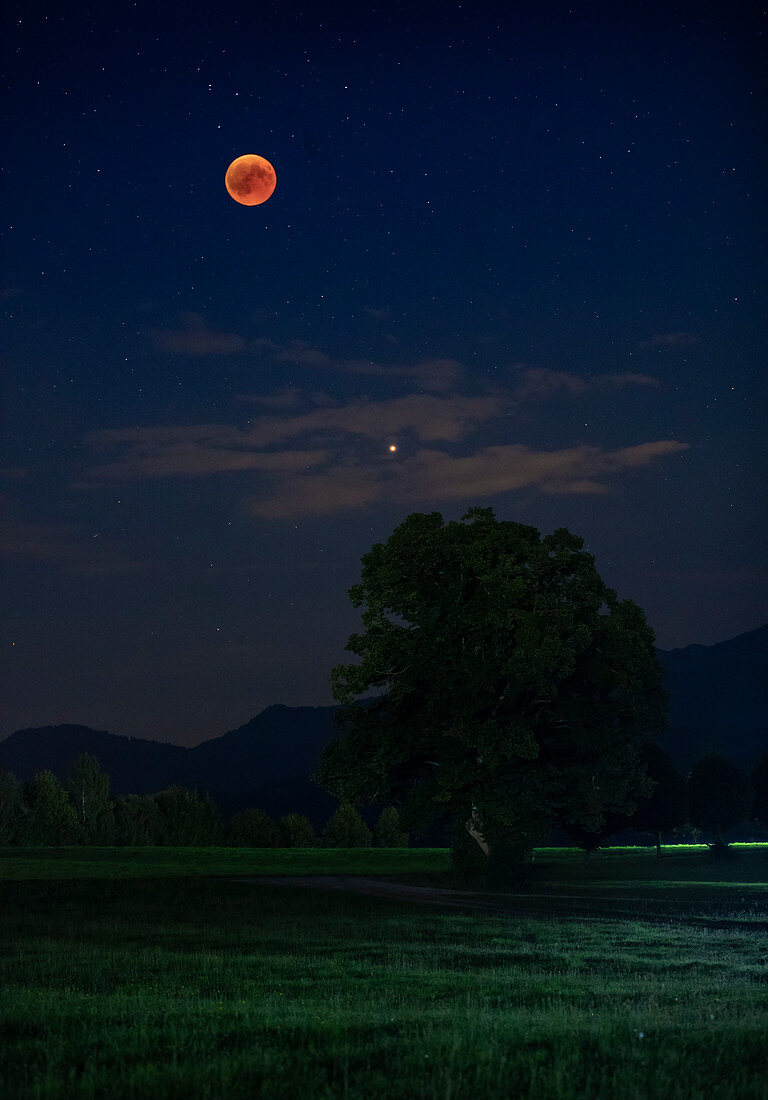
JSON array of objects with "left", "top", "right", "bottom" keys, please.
[
  {"left": 1, "top": 849, "right": 766, "bottom": 1099},
  {"left": 3, "top": 843, "right": 767, "bottom": 888}
]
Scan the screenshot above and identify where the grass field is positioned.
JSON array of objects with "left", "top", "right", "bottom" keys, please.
[
  {"left": 0, "top": 845, "right": 451, "bottom": 881},
  {"left": 1, "top": 846, "right": 766, "bottom": 1098}
]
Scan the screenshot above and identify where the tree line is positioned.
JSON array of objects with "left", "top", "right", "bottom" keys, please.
[
  {"left": 565, "top": 743, "right": 766, "bottom": 856},
  {"left": 0, "top": 754, "right": 407, "bottom": 848},
  {"left": 445, "top": 742, "right": 766, "bottom": 873},
  {"left": 3, "top": 510, "right": 765, "bottom": 868},
  {"left": 0, "top": 745, "right": 765, "bottom": 853}
]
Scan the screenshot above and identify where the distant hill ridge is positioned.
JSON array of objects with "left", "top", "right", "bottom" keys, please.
[{"left": 1, "top": 627, "right": 765, "bottom": 824}]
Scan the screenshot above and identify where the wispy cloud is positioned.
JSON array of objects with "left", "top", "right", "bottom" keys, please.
[
  {"left": 79, "top": 345, "right": 680, "bottom": 520},
  {"left": 81, "top": 386, "right": 687, "bottom": 519},
  {"left": 149, "top": 319, "right": 659, "bottom": 404},
  {"left": 82, "top": 391, "right": 506, "bottom": 481},
  {"left": 513, "top": 366, "right": 658, "bottom": 399},
  {"left": 246, "top": 392, "right": 505, "bottom": 448},
  {"left": 152, "top": 313, "right": 247, "bottom": 356},
  {"left": 246, "top": 440, "right": 689, "bottom": 518},
  {"left": 0, "top": 500, "right": 137, "bottom": 573},
  {"left": 150, "top": 318, "right": 462, "bottom": 390},
  {"left": 84, "top": 424, "right": 330, "bottom": 480},
  {"left": 274, "top": 341, "right": 465, "bottom": 391},
  {"left": 637, "top": 332, "right": 701, "bottom": 349}
]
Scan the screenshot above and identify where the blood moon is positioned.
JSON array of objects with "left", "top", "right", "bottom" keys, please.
[{"left": 225, "top": 154, "right": 277, "bottom": 206}]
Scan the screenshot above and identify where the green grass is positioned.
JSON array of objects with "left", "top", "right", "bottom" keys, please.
[
  {"left": 0, "top": 845, "right": 450, "bottom": 881},
  {"left": 1, "top": 847, "right": 766, "bottom": 1098}
]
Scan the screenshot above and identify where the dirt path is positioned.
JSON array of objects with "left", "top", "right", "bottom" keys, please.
[
  {"left": 235, "top": 875, "right": 510, "bottom": 913},
  {"left": 233, "top": 875, "right": 768, "bottom": 929}
]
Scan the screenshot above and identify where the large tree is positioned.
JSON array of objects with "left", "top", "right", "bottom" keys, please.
[{"left": 317, "top": 508, "right": 667, "bottom": 878}]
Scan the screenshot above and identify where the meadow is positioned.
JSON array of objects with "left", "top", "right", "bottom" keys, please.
[{"left": 1, "top": 845, "right": 766, "bottom": 1099}]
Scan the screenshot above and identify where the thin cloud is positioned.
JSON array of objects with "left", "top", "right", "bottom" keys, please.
[
  {"left": 84, "top": 424, "right": 329, "bottom": 481},
  {"left": 238, "top": 388, "right": 342, "bottom": 411},
  {"left": 81, "top": 384, "right": 687, "bottom": 521},
  {"left": 247, "top": 439, "right": 689, "bottom": 518},
  {"left": 637, "top": 332, "right": 702, "bottom": 349},
  {"left": 514, "top": 367, "right": 658, "bottom": 399},
  {"left": 404, "top": 440, "right": 687, "bottom": 501},
  {"left": 246, "top": 392, "right": 504, "bottom": 448},
  {"left": 603, "top": 373, "right": 659, "bottom": 387},
  {"left": 240, "top": 387, "right": 307, "bottom": 410},
  {"left": 82, "top": 391, "right": 505, "bottom": 481},
  {"left": 275, "top": 341, "right": 465, "bottom": 391},
  {"left": 0, "top": 505, "right": 136, "bottom": 573},
  {"left": 152, "top": 313, "right": 247, "bottom": 356}
]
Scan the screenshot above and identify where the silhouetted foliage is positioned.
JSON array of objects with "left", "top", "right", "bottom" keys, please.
[
  {"left": 64, "top": 753, "right": 115, "bottom": 844},
  {"left": 154, "top": 787, "right": 222, "bottom": 846},
  {"left": 0, "top": 769, "right": 24, "bottom": 843},
  {"left": 113, "top": 794, "right": 164, "bottom": 845},
  {"left": 19, "top": 770, "right": 81, "bottom": 845},
  {"left": 375, "top": 806, "right": 409, "bottom": 847},
  {"left": 324, "top": 803, "right": 372, "bottom": 848},
  {"left": 632, "top": 741, "right": 688, "bottom": 855},
  {"left": 227, "top": 808, "right": 279, "bottom": 847},
  {"left": 279, "top": 813, "right": 316, "bottom": 847},
  {"left": 687, "top": 752, "right": 753, "bottom": 847},
  {"left": 318, "top": 508, "right": 666, "bottom": 882},
  {"left": 752, "top": 749, "right": 768, "bottom": 827},
  {"left": 563, "top": 807, "right": 629, "bottom": 858}
]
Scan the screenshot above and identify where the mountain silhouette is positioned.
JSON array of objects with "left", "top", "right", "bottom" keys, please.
[
  {"left": 0, "top": 723, "right": 192, "bottom": 795},
  {"left": 188, "top": 704, "right": 339, "bottom": 792},
  {"left": 656, "top": 623, "right": 767, "bottom": 773},
  {"left": 1, "top": 627, "right": 765, "bottom": 823}
]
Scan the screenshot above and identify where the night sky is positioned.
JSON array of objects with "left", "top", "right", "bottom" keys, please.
[{"left": 2, "top": 2, "right": 765, "bottom": 746}]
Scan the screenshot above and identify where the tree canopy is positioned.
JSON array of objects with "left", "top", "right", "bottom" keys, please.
[
  {"left": 317, "top": 508, "right": 667, "bottom": 871},
  {"left": 324, "top": 803, "right": 373, "bottom": 848}
]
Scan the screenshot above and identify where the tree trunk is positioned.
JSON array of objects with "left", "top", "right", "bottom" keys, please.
[
  {"left": 655, "top": 829, "right": 661, "bottom": 858},
  {"left": 465, "top": 807, "right": 489, "bottom": 858}
]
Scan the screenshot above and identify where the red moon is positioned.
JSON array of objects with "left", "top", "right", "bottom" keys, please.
[{"left": 225, "top": 154, "right": 277, "bottom": 206}]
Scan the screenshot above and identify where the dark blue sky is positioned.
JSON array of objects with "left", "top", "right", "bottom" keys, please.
[{"left": 2, "top": 1, "right": 765, "bottom": 744}]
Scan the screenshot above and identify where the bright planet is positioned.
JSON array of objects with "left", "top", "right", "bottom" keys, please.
[{"left": 225, "top": 154, "right": 277, "bottom": 206}]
